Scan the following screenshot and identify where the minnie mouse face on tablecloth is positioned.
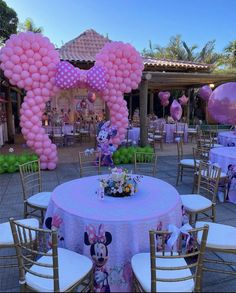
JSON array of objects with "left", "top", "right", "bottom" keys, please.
[
  {"left": 84, "top": 224, "right": 112, "bottom": 292},
  {"left": 45, "top": 215, "right": 64, "bottom": 247}
]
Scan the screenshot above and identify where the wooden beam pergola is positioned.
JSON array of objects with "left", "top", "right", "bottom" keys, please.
[
  {"left": 138, "top": 71, "right": 236, "bottom": 146},
  {"left": 143, "top": 71, "right": 236, "bottom": 90}
]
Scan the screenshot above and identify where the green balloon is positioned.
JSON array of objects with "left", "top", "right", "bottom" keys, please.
[
  {"left": 113, "top": 158, "right": 120, "bottom": 165},
  {"left": 30, "top": 154, "right": 38, "bottom": 161},
  {"left": 19, "top": 155, "right": 28, "bottom": 164}
]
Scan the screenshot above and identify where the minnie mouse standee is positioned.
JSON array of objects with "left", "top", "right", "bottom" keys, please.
[
  {"left": 96, "top": 121, "right": 117, "bottom": 167},
  {"left": 84, "top": 224, "right": 112, "bottom": 292}
]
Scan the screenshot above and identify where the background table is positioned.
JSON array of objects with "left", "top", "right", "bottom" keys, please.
[
  {"left": 210, "top": 147, "right": 236, "bottom": 173},
  {"left": 45, "top": 175, "right": 182, "bottom": 292},
  {"left": 218, "top": 131, "right": 236, "bottom": 147},
  {"left": 128, "top": 127, "right": 140, "bottom": 144},
  {"left": 165, "top": 123, "right": 188, "bottom": 143}
]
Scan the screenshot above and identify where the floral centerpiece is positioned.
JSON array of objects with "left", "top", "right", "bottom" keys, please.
[{"left": 99, "top": 167, "right": 142, "bottom": 197}]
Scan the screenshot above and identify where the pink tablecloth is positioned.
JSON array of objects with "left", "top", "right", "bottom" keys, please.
[
  {"left": 128, "top": 127, "right": 140, "bottom": 144},
  {"left": 218, "top": 131, "right": 236, "bottom": 147},
  {"left": 45, "top": 175, "right": 182, "bottom": 292}
]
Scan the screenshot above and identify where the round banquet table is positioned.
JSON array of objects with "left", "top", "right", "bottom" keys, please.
[
  {"left": 218, "top": 131, "right": 236, "bottom": 147},
  {"left": 210, "top": 146, "right": 236, "bottom": 173},
  {"left": 165, "top": 123, "right": 188, "bottom": 143},
  {"left": 44, "top": 175, "right": 182, "bottom": 292}
]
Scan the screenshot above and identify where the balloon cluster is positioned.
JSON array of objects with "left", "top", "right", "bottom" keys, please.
[
  {"left": 198, "top": 85, "right": 212, "bottom": 102},
  {"left": 170, "top": 100, "right": 182, "bottom": 121},
  {"left": 178, "top": 94, "right": 188, "bottom": 106},
  {"left": 158, "top": 91, "right": 170, "bottom": 107},
  {"left": 208, "top": 82, "right": 236, "bottom": 125},
  {"left": 113, "top": 146, "right": 154, "bottom": 165},
  {"left": 0, "top": 153, "right": 38, "bottom": 174},
  {"left": 95, "top": 42, "right": 144, "bottom": 145},
  {"left": 0, "top": 32, "right": 60, "bottom": 170}
]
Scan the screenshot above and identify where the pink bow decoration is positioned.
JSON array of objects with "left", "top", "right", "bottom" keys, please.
[
  {"left": 86, "top": 224, "right": 106, "bottom": 244},
  {"left": 52, "top": 215, "right": 63, "bottom": 228},
  {"left": 55, "top": 61, "right": 107, "bottom": 92}
]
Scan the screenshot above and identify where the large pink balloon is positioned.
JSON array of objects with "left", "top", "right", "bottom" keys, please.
[
  {"left": 208, "top": 82, "right": 236, "bottom": 125},
  {"left": 199, "top": 85, "right": 212, "bottom": 101},
  {"left": 170, "top": 100, "right": 182, "bottom": 121},
  {"left": 87, "top": 91, "right": 96, "bottom": 103}
]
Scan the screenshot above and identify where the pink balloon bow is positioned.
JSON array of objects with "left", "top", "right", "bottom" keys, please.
[
  {"left": 86, "top": 224, "right": 106, "bottom": 244},
  {"left": 55, "top": 61, "right": 107, "bottom": 92}
]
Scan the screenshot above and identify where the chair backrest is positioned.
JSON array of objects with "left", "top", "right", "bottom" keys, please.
[
  {"left": 19, "top": 160, "right": 41, "bottom": 200},
  {"left": 149, "top": 224, "right": 209, "bottom": 292},
  {"left": 9, "top": 218, "right": 60, "bottom": 292},
  {"left": 175, "top": 122, "right": 186, "bottom": 132},
  {"left": 176, "top": 139, "right": 184, "bottom": 161},
  {"left": 52, "top": 126, "right": 63, "bottom": 136},
  {"left": 134, "top": 152, "right": 157, "bottom": 176},
  {"left": 197, "top": 161, "right": 221, "bottom": 202},
  {"left": 78, "top": 151, "right": 101, "bottom": 177}
]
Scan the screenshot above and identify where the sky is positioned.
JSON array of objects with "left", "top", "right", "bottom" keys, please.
[{"left": 4, "top": 0, "right": 236, "bottom": 53}]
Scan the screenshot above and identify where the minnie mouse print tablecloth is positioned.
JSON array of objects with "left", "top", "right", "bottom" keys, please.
[{"left": 44, "top": 175, "right": 182, "bottom": 292}]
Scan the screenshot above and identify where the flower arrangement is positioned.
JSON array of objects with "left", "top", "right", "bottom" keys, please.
[{"left": 99, "top": 167, "right": 142, "bottom": 197}]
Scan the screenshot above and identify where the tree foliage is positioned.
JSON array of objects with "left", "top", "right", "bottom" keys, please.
[
  {"left": 0, "top": 0, "right": 18, "bottom": 42},
  {"left": 19, "top": 18, "right": 43, "bottom": 33},
  {"left": 141, "top": 35, "right": 221, "bottom": 67}
]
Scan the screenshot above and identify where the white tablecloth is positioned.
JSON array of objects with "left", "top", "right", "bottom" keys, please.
[
  {"left": 210, "top": 147, "right": 236, "bottom": 173},
  {"left": 45, "top": 175, "right": 182, "bottom": 292},
  {"left": 218, "top": 131, "right": 236, "bottom": 147},
  {"left": 128, "top": 127, "right": 140, "bottom": 144},
  {"left": 165, "top": 123, "right": 188, "bottom": 143}
]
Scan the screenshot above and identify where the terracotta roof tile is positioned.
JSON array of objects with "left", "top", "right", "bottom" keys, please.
[
  {"left": 58, "top": 29, "right": 210, "bottom": 71},
  {"left": 59, "top": 29, "right": 111, "bottom": 62}
]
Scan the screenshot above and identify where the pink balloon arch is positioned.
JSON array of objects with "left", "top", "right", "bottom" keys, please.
[{"left": 0, "top": 32, "right": 144, "bottom": 169}]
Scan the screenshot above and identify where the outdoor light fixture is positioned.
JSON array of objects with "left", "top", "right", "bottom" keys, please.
[
  {"left": 209, "top": 83, "right": 215, "bottom": 88},
  {"left": 145, "top": 73, "right": 152, "bottom": 80}
]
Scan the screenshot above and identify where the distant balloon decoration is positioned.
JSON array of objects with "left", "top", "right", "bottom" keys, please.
[
  {"left": 199, "top": 85, "right": 212, "bottom": 102},
  {"left": 208, "top": 82, "right": 236, "bottom": 125},
  {"left": 170, "top": 100, "right": 182, "bottom": 121},
  {"left": 87, "top": 91, "right": 96, "bottom": 103},
  {"left": 179, "top": 95, "right": 189, "bottom": 106}
]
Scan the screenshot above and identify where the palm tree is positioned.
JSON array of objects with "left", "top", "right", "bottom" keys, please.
[
  {"left": 223, "top": 40, "right": 236, "bottom": 68},
  {"left": 21, "top": 18, "right": 43, "bottom": 33}
]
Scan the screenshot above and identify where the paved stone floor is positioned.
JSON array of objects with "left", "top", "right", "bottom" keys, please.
[{"left": 1, "top": 141, "right": 236, "bottom": 292}]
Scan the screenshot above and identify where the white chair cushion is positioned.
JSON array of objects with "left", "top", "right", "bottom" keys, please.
[
  {"left": 180, "top": 159, "right": 195, "bottom": 167},
  {"left": 188, "top": 129, "right": 197, "bottom": 133},
  {"left": 53, "top": 134, "right": 64, "bottom": 137},
  {"left": 154, "top": 135, "right": 162, "bottom": 139},
  {"left": 211, "top": 144, "right": 222, "bottom": 148},
  {"left": 26, "top": 247, "right": 93, "bottom": 292},
  {"left": 27, "top": 192, "right": 51, "bottom": 209},
  {"left": 181, "top": 194, "right": 212, "bottom": 212},
  {"left": 131, "top": 252, "right": 194, "bottom": 292},
  {"left": 0, "top": 218, "right": 39, "bottom": 245},
  {"left": 196, "top": 221, "right": 236, "bottom": 250}
]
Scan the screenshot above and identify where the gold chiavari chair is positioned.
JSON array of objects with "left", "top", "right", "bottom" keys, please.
[
  {"left": 131, "top": 224, "right": 209, "bottom": 292},
  {"left": 19, "top": 160, "right": 51, "bottom": 223},
  {"left": 134, "top": 152, "right": 158, "bottom": 177},
  {"left": 52, "top": 125, "right": 65, "bottom": 147},
  {"left": 9, "top": 218, "right": 93, "bottom": 293},
  {"left": 176, "top": 139, "right": 197, "bottom": 186},
  {"left": 196, "top": 221, "right": 236, "bottom": 278},
  {"left": 181, "top": 161, "right": 221, "bottom": 225},
  {"left": 78, "top": 150, "right": 101, "bottom": 177},
  {"left": 0, "top": 219, "right": 39, "bottom": 271},
  {"left": 173, "top": 122, "right": 186, "bottom": 142}
]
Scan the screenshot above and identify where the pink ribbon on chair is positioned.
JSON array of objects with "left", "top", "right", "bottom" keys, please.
[
  {"left": 86, "top": 224, "right": 106, "bottom": 244},
  {"left": 55, "top": 61, "right": 107, "bottom": 91}
]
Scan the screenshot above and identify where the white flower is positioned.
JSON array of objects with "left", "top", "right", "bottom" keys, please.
[{"left": 9, "top": 148, "right": 14, "bottom": 153}]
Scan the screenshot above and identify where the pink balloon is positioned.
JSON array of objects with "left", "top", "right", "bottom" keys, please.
[
  {"left": 199, "top": 85, "right": 212, "bottom": 102},
  {"left": 87, "top": 91, "right": 96, "bottom": 103},
  {"left": 208, "top": 82, "right": 236, "bottom": 125},
  {"left": 170, "top": 100, "right": 182, "bottom": 121}
]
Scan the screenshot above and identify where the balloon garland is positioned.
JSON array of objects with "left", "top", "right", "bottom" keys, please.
[{"left": 0, "top": 32, "right": 144, "bottom": 169}]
